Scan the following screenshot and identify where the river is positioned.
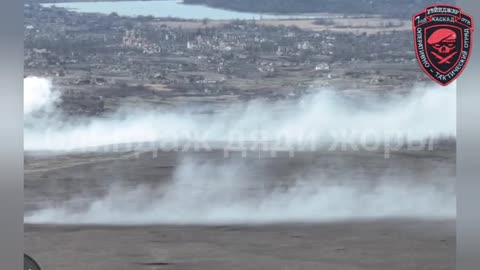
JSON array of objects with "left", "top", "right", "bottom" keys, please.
[{"left": 41, "top": 0, "right": 336, "bottom": 20}]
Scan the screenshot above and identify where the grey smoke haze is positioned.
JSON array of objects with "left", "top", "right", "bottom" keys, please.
[
  {"left": 24, "top": 77, "right": 455, "bottom": 152},
  {"left": 24, "top": 77, "right": 455, "bottom": 225},
  {"left": 24, "top": 156, "right": 455, "bottom": 225}
]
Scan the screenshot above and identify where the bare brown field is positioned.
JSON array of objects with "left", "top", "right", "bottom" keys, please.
[
  {"left": 156, "top": 17, "right": 410, "bottom": 34},
  {"left": 25, "top": 147, "right": 455, "bottom": 270}
]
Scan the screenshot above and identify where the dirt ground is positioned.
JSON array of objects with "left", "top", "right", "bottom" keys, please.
[
  {"left": 24, "top": 147, "right": 455, "bottom": 270},
  {"left": 25, "top": 220, "right": 454, "bottom": 270},
  {"left": 156, "top": 18, "right": 410, "bottom": 34}
]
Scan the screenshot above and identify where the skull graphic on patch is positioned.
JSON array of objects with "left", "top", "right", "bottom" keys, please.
[{"left": 413, "top": 5, "right": 474, "bottom": 86}]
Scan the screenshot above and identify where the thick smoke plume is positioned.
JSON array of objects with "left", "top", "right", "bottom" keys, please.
[
  {"left": 24, "top": 157, "right": 455, "bottom": 225},
  {"left": 24, "top": 77, "right": 58, "bottom": 116},
  {"left": 24, "top": 77, "right": 455, "bottom": 152},
  {"left": 24, "top": 77, "right": 455, "bottom": 225}
]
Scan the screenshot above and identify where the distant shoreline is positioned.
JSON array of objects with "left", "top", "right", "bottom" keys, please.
[{"left": 36, "top": 0, "right": 351, "bottom": 20}]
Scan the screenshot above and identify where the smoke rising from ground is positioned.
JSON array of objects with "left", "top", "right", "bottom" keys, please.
[
  {"left": 24, "top": 77, "right": 58, "bottom": 116},
  {"left": 24, "top": 157, "right": 455, "bottom": 225},
  {"left": 24, "top": 77, "right": 455, "bottom": 152},
  {"left": 24, "top": 77, "right": 455, "bottom": 225}
]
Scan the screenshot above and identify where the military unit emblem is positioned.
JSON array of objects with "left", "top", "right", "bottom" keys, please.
[{"left": 413, "top": 5, "right": 474, "bottom": 86}]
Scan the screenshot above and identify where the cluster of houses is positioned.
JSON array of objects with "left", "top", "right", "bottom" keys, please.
[{"left": 24, "top": 3, "right": 417, "bottom": 100}]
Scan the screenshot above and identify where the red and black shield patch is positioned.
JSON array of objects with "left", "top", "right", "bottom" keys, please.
[{"left": 413, "top": 5, "right": 474, "bottom": 86}]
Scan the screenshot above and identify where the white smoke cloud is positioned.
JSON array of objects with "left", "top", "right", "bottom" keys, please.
[
  {"left": 24, "top": 157, "right": 455, "bottom": 225},
  {"left": 24, "top": 77, "right": 58, "bottom": 116},
  {"left": 23, "top": 77, "right": 456, "bottom": 152},
  {"left": 23, "top": 77, "right": 455, "bottom": 225}
]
